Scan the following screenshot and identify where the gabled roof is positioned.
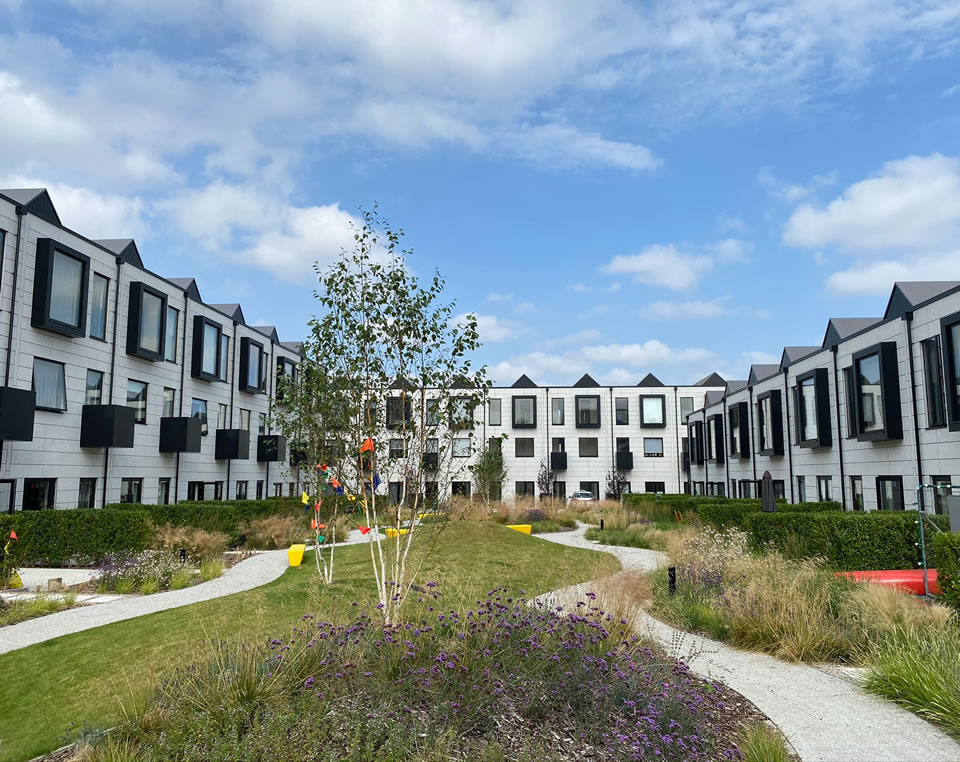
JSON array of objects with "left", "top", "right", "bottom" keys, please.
[
  {"left": 884, "top": 281, "right": 960, "bottom": 320},
  {"left": 637, "top": 372, "right": 664, "bottom": 388},
  {"left": 704, "top": 390, "right": 725, "bottom": 407},
  {"left": 748, "top": 364, "right": 780, "bottom": 386},
  {"left": 725, "top": 379, "right": 748, "bottom": 395},
  {"left": 780, "top": 346, "right": 819, "bottom": 369},
  {"left": 280, "top": 341, "right": 304, "bottom": 355},
  {"left": 695, "top": 372, "right": 726, "bottom": 387},
  {"left": 169, "top": 277, "right": 203, "bottom": 302},
  {"left": 210, "top": 303, "right": 246, "bottom": 324},
  {"left": 0, "top": 188, "right": 61, "bottom": 226},
  {"left": 573, "top": 373, "right": 600, "bottom": 388},
  {"left": 822, "top": 317, "right": 880, "bottom": 349},
  {"left": 252, "top": 325, "right": 279, "bottom": 342},
  {"left": 511, "top": 374, "right": 538, "bottom": 388},
  {"left": 390, "top": 376, "right": 415, "bottom": 390},
  {"left": 95, "top": 238, "right": 143, "bottom": 268}
]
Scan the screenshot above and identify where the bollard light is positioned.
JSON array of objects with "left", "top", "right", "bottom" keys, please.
[
  {"left": 179, "top": 548, "right": 187, "bottom": 564},
  {"left": 668, "top": 566, "right": 677, "bottom": 596}
]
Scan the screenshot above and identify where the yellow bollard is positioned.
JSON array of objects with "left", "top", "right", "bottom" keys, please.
[
  {"left": 288, "top": 544, "right": 306, "bottom": 567},
  {"left": 385, "top": 528, "right": 409, "bottom": 538},
  {"left": 506, "top": 524, "right": 532, "bottom": 535}
]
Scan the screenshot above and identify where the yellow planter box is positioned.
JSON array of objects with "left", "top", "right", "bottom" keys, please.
[
  {"left": 417, "top": 512, "right": 443, "bottom": 519},
  {"left": 506, "top": 524, "right": 532, "bottom": 535},
  {"left": 287, "top": 544, "right": 306, "bottom": 567},
  {"left": 385, "top": 528, "right": 409, "bottom": 538}
]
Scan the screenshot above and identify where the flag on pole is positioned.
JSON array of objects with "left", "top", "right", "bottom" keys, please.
[
  {"left": 373, "top": 473, "right": 381, "bottom": 491},
  {"left": 359, "top": 526, "right": 371, "bottom": 535},
  {"left": 360, "top": 438, "right": 375, "bottom": 453},
  {"left": 9, "top": 531, "right": 16, "bottom": 540},
  {"left": 301, "top": 491, "right": 309, "bottom": 504}
]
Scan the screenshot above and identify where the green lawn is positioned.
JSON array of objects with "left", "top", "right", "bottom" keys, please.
[{"left": 0, "top": 522, "right": 618, "bottom": 761}]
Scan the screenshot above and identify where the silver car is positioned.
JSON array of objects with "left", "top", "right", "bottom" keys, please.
[{"left": 569, "top": 490, "right": 595, "bottom": 504}]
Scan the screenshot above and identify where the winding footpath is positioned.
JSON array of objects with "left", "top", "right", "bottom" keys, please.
[
  {"left": 536, "top": 523, "right": 960, "bottom": 762},
  {"left": 0, "top": 530, "right": 368, "bottom": 657}
]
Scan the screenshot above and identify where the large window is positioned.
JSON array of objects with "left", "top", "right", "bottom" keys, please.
[
  {"left": 236, "top": 481, "right": 248, "bottom": 500},
  {"left": 52, "top": 252, "right": 84, "bottom": 326},
  {"left": 162, "top": 387, "right": 176, "bottom": 418},
  {"left": 450, "top": 397, "right": 474, "bottom": 429},
  {"left": 386, "top": 397, "right": 409, "bottom": 427},
  {"left": 515, "top": 438, "right": 535, "bottom": 457},
  {"left": 33, "top": 358, "right": 66, "bottom": 411},
  {"left": 78, "top": 478, "right": 96, "bottom": 509},
  {"left": 680, "top": 396, "right": 694, "bottom": 419},
  {"left": 191, "top": 398, "right": 208, "bottom": 435},
  {"left": 578, "top": 437, "right": 598, "bottom": 457},
  {"left": 127, "top": 380, "right": 147, "bottom": 424},
  {"left": 389, "top": 439, "right": 404, "bottom": 459},
  {"left": 488, "top": 398, "right": 501, "bottom": 426},
  {"left": 552, "top": 398, "right": 564, "bottom": 425},
  {"left": 758, "top": 395, "right": 772, "bottom": 452},
  {"left": 165, "top": 306, "right": 179, "bottom": 363},
  {"left": 192, "top": 316, "right": 224, "bottom": 381},
  {"left": 32, "top": 240, "right": 90, "bottom": 337},
  {"left": 852, "top": 343, "right": 902, "bottom": 441},
  {"left": 127, "top": 282, "right": 166, "bottom": 361},
  {"left": 795, "top": 368, "right": 832, "bottom": 448},
  {"left": 615, "top": 397, "right": 629, "bottom": 425},
  {"left": 575, "top": 395, "right": 600, "bottom": 427},
  {"left": 452, "top": 437, "right": 471, "bottom": 458},
  {"left": 645, "top": 481, "right": 666, "bottom": 494},
  {"left": 204, "top": 323, "right": 220, "bottom": 375},
  {"left": 425, "top": 399, "right": 440, "bottom": 426},
  {"left": 799, "top": 376, "right": 818, "bottom": 441},
  {"left": 552, "top": 437, "right": 565, "bottom": 452},
  {"left": 240, "top": 338, "right": 264, "bottom": 391},
  {"left": 922, "top": 337, "right": 946, "bottom": 428},
  {"left": 877, "top": 476, "right": 904, "bottom": 511},
  {"left": 643, "top": 437, "right": 664, "bottom": 457},
  {"left": 90, "top": 274, "right": 109, "bottom": 340},
  {"left": 512, "top": 396, "right": 536, "bottom": 428},
  {"left": 857, "top": 352, "right": 883, "bottom": 434},
  {"left": 579, "top": 481, "right": 599, "bottom": 499},
  {"left": 23, "top": 478, "right": 56, "bottom": 510},
  {"left": 121, "top": 478, "right": 143, "bottom": 504},
  {"left": 616, "top": 437, "right": 630, "bottom": 453},
  {"left": 515, "top": 481, "right": 535, "bottom": 497},
  {"left": 640, "top": 395, "right": 666, "bottom": 427},
  {"left": 85, "top": 369, "right": 104, "bottom": 406},
  {"left": 939, "top": 312, "right": 960, "bottom": 430}
]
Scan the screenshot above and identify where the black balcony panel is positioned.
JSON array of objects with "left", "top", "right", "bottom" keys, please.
[
  {"left": 550, "top": 451, "right": 568, "bottom": 471},
  {"left": 616, "top": 451, "right": 634, "bottom": 471},
  {"left": 215, "top": 428, "right": 250, "bottom": 460},
  {"left": 0, "top": 387, "right": 36, "bottom": 441},
  {"left": 159, "top": 417, "right": 202, "bottom": 453},
  {"left": 257, "top": 434, "right": 287, "bottom": 462},
  {"left": 80, "top": 404, "right": 135, "bottom": 448}
]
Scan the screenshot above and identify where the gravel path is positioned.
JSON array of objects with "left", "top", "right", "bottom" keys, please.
[
  {"left": 536, "top": 523, "right": 960, "bottom": 762},
  {"left": 0, "top": 531, "right": 369, "bottom": 657}
]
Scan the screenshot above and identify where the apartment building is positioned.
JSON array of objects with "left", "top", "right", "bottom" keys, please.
[
  {"left": 686, "top": 282, "right": 960, "bottom": 513},
  {"left": 0, "top": 188, "right": 301, "bottom": 511}
]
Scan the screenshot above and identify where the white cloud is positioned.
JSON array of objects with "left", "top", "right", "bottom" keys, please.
[
  {"left": 486, "top": 291, "right": 514, "bottom": 302},
  {"left": 455, "top": 313, "right": 518, "bottom": 343},
  {"left": 941, "top": 83, "right": 960, "bottom": 97},
  {"left": 757, "top": 167, "right": 837, "bottom": 203},
  {"left": 602, "top": 245, "right": 713, "bottom": 290},
  {"left": 503, "top": 123, "right": 659, "bottom": 171},
  {"left": 707, "top": 238, "right": 752, "bottom": 262},
  {"left": 784, "top": 154, "right": 960, "bottom": 250},
  {"left": 645, "top": 295, "right": 769, "bottom": 320},
  {"left": 717, "top": 214, "right": 748, "bottom": 234},
  {"left": 581, "top": 340, "right": 715, "bottom": 367},
  {"left": 825, "top": 253, "right": 960, "bottom": 294},
  {"left": 543, "top": 329, "right": 603, "bottom": 348}
]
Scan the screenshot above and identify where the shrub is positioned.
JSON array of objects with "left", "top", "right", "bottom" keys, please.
[
  {"left": 97, "top": 549, "right": 183, "bottom": 590},
  {"left": 933, "top": 531, "right": 960, "bottom": 609},
  {"left": 0, "top": 509, "right": 153, "bottom": 567},
  {"left": 240, "top": 515, "right": 305, "bottom": 550},
  {"left": 200, "top": 558, "right": 224, "bottom": 582},
  {"left": 585, "top": 526, "right": 669, "bottom": 550},
  {"left": 153, "top": 524, "right": 230, "bottom": 562},
  {"left": 169, "top": 569, "right": 194, "bottom": 590},
  {"left": 697, "top": 500, "right": 841, "bottom": 530},
  {"left": 745, "top": 511, "right": 949, "bottom": 571}
]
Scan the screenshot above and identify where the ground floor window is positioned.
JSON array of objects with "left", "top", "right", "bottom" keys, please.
[
  {"left": 425, "top": 482, "right": 438, "bottom": 503},
  {"left": 711, "top": 481, "right": 725, "bottom": 497},
  {"left": 288, "top": 482, "right": 296, "bottom": 497},
  {"left": 158, "top": 478, "right": 171, "bottom": 505},
  {"left": 553, "top": 481, "right": 566, "bottom": 499},
  {"left": 797, "top": 475, "right": 806, "bottom": 503},
  {"left": 682, "top": 482, "right": 690, "bottom": 494},
  {"left": 256, "top": 480, "right": 264, "bottom": 500},
  {"left": 389, "top": 481, "right": 404, "bottom": 505},
  {"left": 188, "top": 481, "right": 224, "bottom": 501},
  {"left": 707, "top": 482, "right": 716, "bottom": 496},
  {"left": 515, "top": 481, "right": 536, "bottom": 497},
  {"left": 817, "top": 476, "right": 832, "bottom": 502},
  {"left": 274, "top": 483, "right": 282, "bottom": 497},
  {"left": 877, "top": 476, "right": 904, "bottom": 511},
  {"left": 932, "top": 475, "right": 953, "bottom": 515},
  {"left": 850, "top": 476, "right": 864, "bottom": 511},
  {"left": 120, "top": 478, "right": 142, "bottom": 504},
  {"left": 645, "top": 481, "right": 665, "bottom": 494},
  {"left": 78, "top": 478, "right": 97, "bottom": 509},
  {"left": 693, "top": 481, "right": 704, "bottom": 496},
  {"left": 1, "top": 480, "right": 15, "bottom": 513},
  {"left": 23, "top": 478, "right": 56, "bottom": 510},
  {"left": 739, "top": 480, "right": 753, "bottom": 499},
  {"left": 451, "top": 481, "right": 471, "bottom": 498},
  {"left": 773, "top": 480, "right": 785, "bottom": 500},
  {"left": 579, "top": 481, "right": 599, "bottom": 499},
  {"left": 236, "top": 481, "right": 248, "bottom": 500}
]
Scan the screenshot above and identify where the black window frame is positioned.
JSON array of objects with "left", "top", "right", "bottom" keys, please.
[
  {"left": 552, "top": 481, "right": 566, "bottom": 499},
  {"left": 32, "top": 357, "right": 67, "bottom": 412},
  {"left": 817, "top": 475, "right": 832, "bottom": 501},
  {"left": 512, "top": 395, "right": 537, "bottom": 428},
  {"left": 165, "top": 305, "right": 179, "bottom": 363},
  {"left": 639, "top": 394, "right": 666, "bottom": 428},
  {"left": 239, "top": 337, "right": 266, "bottom": 393},
  {"left": 843, "top": 366, "right": 858, "bottom": 439},
  {"left": 386, "top": 396, "right": 411, "bottom": 428},
  {"left": 551, "top": 397, "right": 564, "bottom": 425},
  {"left": 579, "top": 481, "right": 600, "bottom": 499},
  {"left": 932, "top": 475, "right": 952, "bottom": 516},
  {"left": 78, "top": 478, "right": 97, "bottom": 509},
  {"left": 643, "top": 437, "right": 664, "bottom": 457},
  {"left": 158, "top": 477, "right": 172, "bottom": 505},
  {"left": 236, "top": 480, "right": 248, "bottom": 500},
  {"left": 708, "top": 413, "right": 725, "bottom": 463},
  {"left": 126, "top": 281, "right": 168, "bottom": 362},
  {"left": 191, "top": 315, "right": 225, "bottom": 381},
  {"left": 31, "top": 239, "right": 90, "bottom": 338},
  {"left": 90, "top": 273, "right": 109, "bottom": 341},
  {"left": 515, "top": 437, "right": 535, "bottom": 458},
  {"left": 876, "top": 476, "right": 905, "bottom": 511},
  {"left": 389, "top": 438, "right": 404, "bottom": 459},
  {"left": 615, "top": 396, "right": 629, "bottom": 425},
  {"left": 615, "top": 436, "right": 630, "bottom": 454},
  {"left": 850, "top": 476, "right": 864, "bottom": 511},
  {"left": 794, "top": 368, "right": 832, "bottom": 448},
  {"left": 451, "top": 481, "right": 471, "bottom": 497},
  {"left": 578, "top": 437, "right": 599, "bottom": 457},
  {"left": 645, "top": 481, "right": 666, "bottom": 494},
  {"left": 727, "top": 401, "right": 750, "bottom": 459},
  {"left": 450, "top": 396, "right": 475, "bottom": 430},
  {"left": 191, "top": 397, "right": 209, "bottom": 436},
  {"left": 551, "top": 437, "right": 565, "bottom": 453},
  {"left": 515, "top": 481, "right": 536, "bottom": 497},
  {"left": 940, "top": 311, "right": 960, "bottom": 431},
  {"left": 575, "top": 395, "right": 601, "bottom": 428},
  {"left": 120, "top": 477, "right": 143, "bottom": 504},
  {"left": 680, "top": 396, "right": 694, "bottom": 419},
  {"left": 23, "top": 478, "right": 56, "bottom": 510},
  {"left": 162, "top": 387, "right": 176, "bottom": 418},
  {"left": 85, "top": 369, "right": 104, "bottom": 406},
  {"left": 756, "top": 390, "right": 784, "bottom": 456},
  {"left": 851, "top": 343, "right": 902, "bottom": 442},
  {"left": 126, "top": 379, "right": 148, "bottom": 424},
  {"left": 219, "top": 334, "right": 230, "bottom": 383},
  {"left": 921, "top": 336, "right": 947, "bottom": 429},
  {"left": 1, "top": 480, "right": 16, "bottom": 514},
  {"left": 488, "top": 398, "right": 502, "bottom": 426}
]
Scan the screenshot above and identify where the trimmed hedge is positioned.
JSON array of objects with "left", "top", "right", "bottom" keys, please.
[
  {"left": 744, "top": 510, "right": 949, "bottom": 571},
  {"left": 697, "top": 500, "right": 842, "bottom": 530},
  {"left": 0, "top": 509, "right": 153, "bottom": 567},
  {"left": 933, "top": 531, "right": 960, "bottom": 609},
  {"left": 104, "top": 498, "right": 308, "bottom": 543}
]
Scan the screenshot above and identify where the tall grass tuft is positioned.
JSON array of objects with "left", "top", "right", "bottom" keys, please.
[
  {"left": 199, "top": 558, "right": 224, "bottom": 582},
  {"left": 737, "top": 722, "right": 793, "bottom": 762}
]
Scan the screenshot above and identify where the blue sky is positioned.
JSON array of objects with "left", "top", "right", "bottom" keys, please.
[{"left": 2, "top": 1, "right": 960, "bottom": 386}]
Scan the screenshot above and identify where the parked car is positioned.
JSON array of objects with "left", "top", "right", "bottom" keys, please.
[{"left": 569, "top": 490, "right": 596, "bottom": 504}]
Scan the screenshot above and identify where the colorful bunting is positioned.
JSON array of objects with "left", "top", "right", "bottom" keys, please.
[
  {"left": 311, "top": 519, "right": 317, "bottom": 530},
  {"left": 373, "top": 473, "right": 381, "bottom": 491},
  {"left": 9, "top": 531, "right": 16, "bottom": 541},
  {"left": 336, "top": 486, "right": 344, "bottom": 495},
  {"left": 360, "top": 438, "right": 375, "bottom": 453},
  {"left": 317, "top": 535, "right": 325, "bottom": 543},
  {"left": 317, "top": 523, "right": 327, "bottom": 529},
  {"left": 301, "top": 491, "right": 309, "bottom": 505},
  {"left": 359, "top": 526, "right": 371, "bottom": 535},
  {"left": 331, "top": 477, "right": 340, "bottom": 489}
]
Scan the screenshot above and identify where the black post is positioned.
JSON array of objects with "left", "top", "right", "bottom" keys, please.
[
  {"left": 668, "top": 566, "right": 677, "bottom": 596},
  {"left": 600, "top": 518, "right": 604, "bottom": 531}
]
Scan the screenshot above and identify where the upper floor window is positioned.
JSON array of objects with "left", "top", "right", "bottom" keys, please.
[
  {"left": 90, "top": 274, "right": 109, "bottom": 340},
  {"left": 33, "top": 358, "right": 66, "bottom": 411},
  {"left": 219, "top": 335, "right": 230, "bottom": 383},
  {"left": 512, "top": 396, "right": 536, "bottom": 428},
  {"left": 680, "top": 396, "right": 694, "bottom": 419},
  {"left": 640, "top": 395, "right": 666, "bottom": 427},
  {"left": 191, "top": 398, "right": 208, "bottom": 435},
  {"left": 921, "top": 336, "right": 946, "bottom": 428},
  {"left": 643, "top": 437, "right": 664, "bottom": 457},
  {"left": 756, "top": 390, "right": 783, "bottom": 456},
  {"left": 126, "top": 282, "right": 167, "bottom": 362},
  {"left": 450, "top": 396, "right": 474, "bottom": 429},
  {"left": 850, "top": 343, "right": 902, "bottom": 442},
  {"left": 85, "top": 369, "right": 104, "bottom": 406},
  {"left": 239, "top": 337, "right": 265, "bottom": 392},
  {"left": 575, "top": 395, "right": 600, "bottom": 427},
  {"left": 425, "top": 399, "right": 440, "bottom": 426},
  {"left": 488, "top": 398, "right": 501, "bottom": 426},
  {"left": 239, "top": 408, "right": 251, "bottom": 431},
  {"left": 578, "top": 437, "right": 598, "bottom": 457},
  {"left": 615, "top": 397, "right": 629, "bottom": 425},
  {"left": 552, "top": 398, "right": 564, "bottom": 425},
  {"left": 258, "top": 412, "right": 267, "bottom": 435},
  {"left": 191, "top": 316, "right": 224, "bottom": 381},
  {"left": 165, "top": 306, "right": 179, "bottom": 363},
  {"left": 162, "top": 387, "right": 176, "bottom": 418},
  {"left": 386, "top": 396, "right": 410, "bottom": 428},
  {"left": 515, "top": 438, "right": 534, "bottom": 457},
  {"left": 940, "top": 311, "right": 960, "bottom": 431},
  {"left": 452, "top": 437, "right": 471, "bottom": 457},
  {"left": 31, "top": 239, "right": 90, "bottom": 337},
  {"left": 794, "top": 368, "right": 832, "bottom": 448},
  {"left": 126, "top": 379, "right": 147, "bottom": 424}
]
